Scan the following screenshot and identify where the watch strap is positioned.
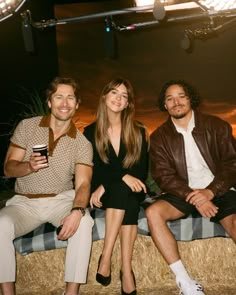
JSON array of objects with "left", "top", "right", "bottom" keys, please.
[{"left": 71, "top": 207, "right": 86, "bottom": 216}]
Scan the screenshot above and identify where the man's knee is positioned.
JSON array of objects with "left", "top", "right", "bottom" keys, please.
[
  {"left": 145, "top": 200, "right": 183, "bottom": 224},
  {"left": 145, "top": 201, "right": 165, "bottom": 223},
  {"left": 220, "top": 214, "right": 236, "bottom": 238},
  {"left": 78, "top": 213, "right": 94, "bottom": 233},
  {"left": 68, "top": 214, "right": 94, "bottom": 248},
  {"left": 0, "top": 213, "right": 15, "bottom": 239}
]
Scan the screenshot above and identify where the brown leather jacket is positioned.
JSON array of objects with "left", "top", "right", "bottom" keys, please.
[{"left": 150, "top": 111, "right": 236, "bottom": 199}]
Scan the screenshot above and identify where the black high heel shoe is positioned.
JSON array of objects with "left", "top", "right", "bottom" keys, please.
[
  {"left": 120, "top": 270, "right": 137, "bottom": 295},
  {"left": 96, "top": 255, "right": 111, "bottom": 286}
]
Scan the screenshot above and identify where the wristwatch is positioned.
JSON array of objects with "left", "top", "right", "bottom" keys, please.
[{"left": 71, "top": 207, "right": 86, "bottom": 216}]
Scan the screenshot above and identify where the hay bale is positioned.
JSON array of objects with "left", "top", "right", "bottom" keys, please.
[
  {"left": 14, "top": 235, "right": 236, "bottom": 295},
  {"left": 16, "top": 248, "right": 66, "bottom": 295}
]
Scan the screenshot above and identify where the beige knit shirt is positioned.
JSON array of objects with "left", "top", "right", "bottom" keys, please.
[{"left": 11, "top": 115, "right": 93, "bottom": 194}]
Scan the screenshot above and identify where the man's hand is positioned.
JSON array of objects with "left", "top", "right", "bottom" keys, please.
[
  {"left": 195, "top": 200, "right": 219, "bottom": 218},
  {"left": 4, "top": 144, "right": 48, "bottom": 177},
  {"left": 186, "top": 189, "right": 214, "bottom": 207},
  {"left": 57, "top": 210, "right": 83, "bottom": 240},
  {"left": 29, "top": 152, "right": 48, "bottom": 172},
  {"left": 122, "top": 174, "right": 147, "bottom": 193},
  {"left": 186, "top": 189, "right": 218, "bottom": 218},
  {"left": 90, "top": 185, "right": 105, "bottom": 208}
]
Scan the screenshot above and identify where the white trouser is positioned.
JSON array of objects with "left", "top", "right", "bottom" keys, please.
[{"left": 0, "top": 190, "right": 94, "bottom": 283}]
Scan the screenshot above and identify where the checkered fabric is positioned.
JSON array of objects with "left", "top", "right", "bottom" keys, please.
[
  {"left": 13, "top": 206, "right": 228, "bottom": 256},
  {"left": 14, "top": 223, "right": 67, "bottom": 256}
]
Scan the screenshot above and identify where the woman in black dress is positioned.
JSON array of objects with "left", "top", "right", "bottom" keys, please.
[{"left": 84, "top": 77, "right": 149, "bottom": 295}]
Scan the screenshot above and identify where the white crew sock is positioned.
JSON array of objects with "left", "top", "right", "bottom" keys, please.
[{"left": 169, "top": 259, "right": 192, "bottom": 284}]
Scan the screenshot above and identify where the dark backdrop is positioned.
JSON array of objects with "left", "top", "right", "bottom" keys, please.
[
  {"left": 0, "top": 1, "right": 58, "bottom": 175},
  {"left": 1, "top": 0, "right": 236, "bottom": 176},
  {"left": 55, "top": 1, "right": 236, "bottom": 134}
]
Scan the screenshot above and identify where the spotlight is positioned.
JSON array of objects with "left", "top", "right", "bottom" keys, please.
[
  {"left": 0, "top": 0, "right": 27, "bottom": 22},
  {"left": 21, "top": 9, "right": 35, "bottom": 53},
  {"left": 198, "top": 0, "right": 236, "bottom": 11},
  {"left": 105, "top": 15, "right": 112, "bottom": 33},
  {"left": 134, "top": 0, "right": 154, "bottom": 6},
  {"left": 104, "top": 16, "right": 117, "bottom": 59},
  {"left": 180, "top": 30, "right": 193, "bottom": 52}
]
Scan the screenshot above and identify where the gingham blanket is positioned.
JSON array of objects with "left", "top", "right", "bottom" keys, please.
[{"left": 13, "top": 206, "right": 228, "bottom": 256}]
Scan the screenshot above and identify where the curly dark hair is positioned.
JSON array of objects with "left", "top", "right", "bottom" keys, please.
[{"left": 158, "top": 79, "right": 201, "bottom": 112}]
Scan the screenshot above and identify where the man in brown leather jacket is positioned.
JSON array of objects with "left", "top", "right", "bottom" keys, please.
[{"left": 146, "top": 79, "right": 236, "bottom": 295}]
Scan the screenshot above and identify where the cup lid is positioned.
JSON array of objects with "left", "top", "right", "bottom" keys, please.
[{"left": 33, "top": 144, "right": 47, "bottom": 149}]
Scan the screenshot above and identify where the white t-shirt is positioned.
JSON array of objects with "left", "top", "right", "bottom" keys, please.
[{"left": 173, "top": 112, "right": 214, "bottom": 189}]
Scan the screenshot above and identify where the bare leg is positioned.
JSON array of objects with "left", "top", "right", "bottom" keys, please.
[
  {"left": 146, "top": 200, "right": 206, "bottom": 294},
  {"left": 120, "top": 225, "right": 137, "bottom": 293},
  {"left": 98, "top": 208, "right": 125, "bottom": 276},
  {"left": 220, "top": 213, "right": 236, "bottom": 241},
  {"left": 145, "top": 200, "right": 185, "bottom": 264},
  {"left": 64, "top": 282, "right": 79, "bottom": 295},
  {"left": 0, "top": 282, "right": 15, "bottom": 295}
]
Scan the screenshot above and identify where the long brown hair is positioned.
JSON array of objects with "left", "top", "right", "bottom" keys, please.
[{"left": 95, "top": 77, "right": 145, "bottom": 168}]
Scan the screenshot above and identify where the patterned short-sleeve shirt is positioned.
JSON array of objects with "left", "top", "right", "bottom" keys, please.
[{"left": 11, "top": 115, "right": 93, "bottom": 194}]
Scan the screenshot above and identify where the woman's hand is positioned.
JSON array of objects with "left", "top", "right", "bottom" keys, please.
[
  {"left": 122, "top": 174, "right": 147, "bottom": 193},
  {"left": 90, "top": 185, "right": 105, "bottom": 208}
]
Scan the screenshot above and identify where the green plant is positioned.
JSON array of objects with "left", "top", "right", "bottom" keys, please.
[
  {"left": 13, "top": 89, "right": 48, "bottom": 118},
  {"left": 5, "top": 86, "right": 49, "bottom": 136},
  {"left": 0, "top": 86, "right": 49, "bottom": 175}
]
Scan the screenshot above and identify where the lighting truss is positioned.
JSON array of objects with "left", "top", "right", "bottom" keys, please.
[
  {"left": 26, "top": 2, "right": 201, "bottom": 29},
  {"left": 19, "top": 0, "right": 236, "bottom": 53},
  {"left": 0, "top": 0, "right": 26, "bottom": 22}
]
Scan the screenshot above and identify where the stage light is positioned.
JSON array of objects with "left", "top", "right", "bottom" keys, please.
[
  {"left": 105, "top": 16, "right": 112, "bottom": 32},
  {"left": 0, "top": 0, "right": 26, "bottom": 22},
  {"left": 180, "top": 31, "right": 192, "bottom": 51},
  {"left": 134, "top": 1, "right": 200, "bottom": 13},
  {"left": 198, "top": 0, "right": 236, "bottom": 11},
  {"left": 104, "top": 16, "right": 117, "bottom": 58},
  {"left": 135, "top": 0, "right": 154, "bottom": 6},
  {"left": 134, "top": 0, "right": 181, "bottom": 7},
  {"left": 21, "top": 9, "right": 34, "bottom": 53}
]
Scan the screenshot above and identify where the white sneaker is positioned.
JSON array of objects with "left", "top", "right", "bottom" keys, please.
[{"left": 177, "top": 279, "right": 205, "bottom": 295}]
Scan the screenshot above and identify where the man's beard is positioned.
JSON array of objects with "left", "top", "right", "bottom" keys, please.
[
  {"left": 171, "top": 105, "right": 187, "bottom": 119},
  {"left": 172, "top": 113, "right": 186, "bottom": 119}
]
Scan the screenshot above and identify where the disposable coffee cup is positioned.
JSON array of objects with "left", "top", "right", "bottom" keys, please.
[{"left": 32, "top": 144, "right": 48, "bottom": 162}]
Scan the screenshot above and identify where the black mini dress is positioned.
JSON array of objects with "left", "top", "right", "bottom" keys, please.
[{"left": 84, "top": 122, "right": 149, "bottom": 225}]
